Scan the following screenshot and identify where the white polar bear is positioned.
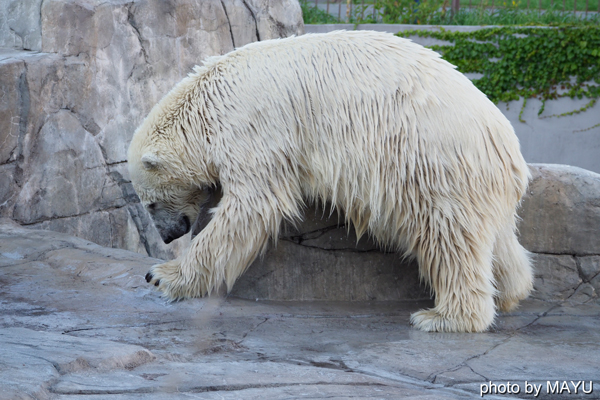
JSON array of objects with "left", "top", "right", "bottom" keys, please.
[{"left": 128, "top": 30, "right": 533, "bottom": 332}]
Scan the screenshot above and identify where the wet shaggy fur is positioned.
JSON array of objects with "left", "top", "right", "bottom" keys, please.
[{"left": 128, "top": 30, "right": 533, "bottom": 333}]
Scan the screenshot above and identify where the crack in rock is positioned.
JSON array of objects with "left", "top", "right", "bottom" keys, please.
[
  {"left": 436, "top": 302, "right": 561, "bottom": 385},
  {"left": 465, "top": 364, "right": 489, "bottom": 382},
  {"left": 428, "top": 304, "right": 560, "bottom": 386},
  {"left": 62, "top": 319, "right": 188, "bottom": 334},
  {"left": 126, "top": 3, "right": 148, "bottom": 64},
  {"left": 220, "top": 0, "right": 236, "bottom": 49},
  {"left": 241, "top": 0, "right": 260, "bottom": 41},
  {"left": 280, "top": 238, "right": 381, "bottom": 253},
  {"left": 52, "top": 381, "right": 390, "bottom": 396},
  {"left": 17, "top": 204, "right": 129, "bottom": 226},
  {"left": 235, "top": 317, "right": 269, "bottom": 345},
  {"left": 282, "top": 224, "right": 344, "bottom": 242},
  {"left": 17, "top": 65, "right": 30, "bottom": 163},
  {"left": 106, "top": 160, "right": 127, "bottom": 166},
  {"left": 309, "top": 359, "right": 355, "bottom": 373}
]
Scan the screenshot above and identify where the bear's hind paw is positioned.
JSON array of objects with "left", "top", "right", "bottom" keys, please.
[
  {"left": 495, "top": 278, "right": 533, "bottom": 313},
  {"left": 495, "top": 296, "right": 521, "bottom": 313},
  {"left": 410, "top": 308, "right": 493, "bottom": 333}
]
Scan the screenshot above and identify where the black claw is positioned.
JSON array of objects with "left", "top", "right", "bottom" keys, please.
[
  {"left": 154, "top": 279, "right": 160, "bottom": 287},
  {"left": 145, "top": 272, "right": 153, "bottom": 283}
]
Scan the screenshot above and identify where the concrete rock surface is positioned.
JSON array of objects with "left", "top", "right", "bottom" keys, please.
[
  {"left": 0, "top": 218, "right": 599, "bottom": 399},
  {"left": 231, "top": 207, "right": 429, "bottom": 301}
]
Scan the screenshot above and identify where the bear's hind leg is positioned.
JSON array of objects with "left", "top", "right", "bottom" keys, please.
[
  {"left": 410, "top": 224, "right": 497, "bottom": 332},
  {"left": 492, "top": 224, "right": 533, "bottom": 312}
]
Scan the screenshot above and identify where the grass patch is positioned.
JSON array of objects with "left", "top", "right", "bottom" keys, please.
[
  {"left": 447, "top": 4, "right": 600, "bottom": 25},
  {"left": 461, "top": 0, "right": 599, "bottom": 12}
]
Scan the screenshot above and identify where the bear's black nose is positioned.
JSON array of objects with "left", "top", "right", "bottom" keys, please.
[
  {"left": 156, "top": 213, "right": 192, "bottom": 244},
  {"left": 163, "top": 235, "right": 175, "bottom": 244}
]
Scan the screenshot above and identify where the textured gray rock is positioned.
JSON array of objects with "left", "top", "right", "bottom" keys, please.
[
  {"left": 0, "top": 0, "right": 43, "bottom": 51},
  {"left": 0, "top": 51, "right": 26, "bottom": 165},
  {"left": 13, "top": 110, "right": 124, "bottom": 223},
  {"left": 0, "top": 219, "right": 599, "bottom": 400},
  {"left": 0, "top": 0, "right": 304, "bottom": 260},
  {"left": 529, "top": 253, "right": 581, "bottom": 301},
  {"left": 244, "top": 0, "right": 305, "bottom": 40},
  {"left": 579, "top": 256, "right": 600, "bottom": 282},
  {"left": 0, "top": 328, "right": 155, "bottom": 399},
  {"left": 518, "top": 164, "right": 600, "bottom": 256},
  {"left": 232, "top": 207, "right": 428, "bottom": 301}
]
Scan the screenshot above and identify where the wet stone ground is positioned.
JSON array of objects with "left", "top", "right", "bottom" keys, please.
[{"left": 0, "top": 219, "right": 598, "bottom": 400}]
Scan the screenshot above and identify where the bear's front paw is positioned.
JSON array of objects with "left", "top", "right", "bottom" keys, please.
[{"left": 145, "top": 259, "right": 207, "bottom": 301}]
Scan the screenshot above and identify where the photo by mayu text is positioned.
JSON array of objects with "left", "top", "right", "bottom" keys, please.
[{"left": 480, "top": 381, "right": 593, "bottom": 397}]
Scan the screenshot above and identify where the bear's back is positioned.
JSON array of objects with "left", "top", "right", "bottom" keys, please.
[{"left": 211, "top": 31, "right": 512, "bottom": 153}]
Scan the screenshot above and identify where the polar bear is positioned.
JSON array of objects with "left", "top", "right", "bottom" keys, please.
[{"left": 128, "top": 30, "right": 533, "bottom": 332}]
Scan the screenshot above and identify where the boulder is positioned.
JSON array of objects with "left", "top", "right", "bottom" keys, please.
[{"left": 518, "top": 164, "right": 600, "bottom": 256}]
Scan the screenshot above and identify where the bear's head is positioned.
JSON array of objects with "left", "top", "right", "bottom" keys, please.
[{"left": 127, "top": 78, "right": 221, "bottom": 244}]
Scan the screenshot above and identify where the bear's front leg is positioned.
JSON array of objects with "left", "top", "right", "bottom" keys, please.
[{"left": 145, "top": 194, "right": 275, "bottom": 300}]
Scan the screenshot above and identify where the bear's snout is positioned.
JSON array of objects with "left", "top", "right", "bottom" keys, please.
[
  {"left": 162, "top": 215, "right": 190, "bottom": 244},
  {"left": 147, "top": 204, "right": 191, "bottom": 244}
]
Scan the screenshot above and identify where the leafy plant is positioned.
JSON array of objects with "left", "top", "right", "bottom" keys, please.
[
  {"left": 300, "top": 1, "right": 341, "bottom": 24},
  {"left": 373, "top": 0, "right": 449, "bottom": 24},
  {"left": 397, "top": 26, "right": 600, "bottom": 119}
]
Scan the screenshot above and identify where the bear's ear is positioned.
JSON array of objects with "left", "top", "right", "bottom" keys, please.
[{"left": 141, "top": 153, "right": 162, "bottom": 170}]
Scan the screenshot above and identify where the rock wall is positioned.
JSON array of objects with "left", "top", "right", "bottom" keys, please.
[
  {"left": 0, "top": 0, "right": 304, "bottom": 259},
  {"left": 232, "top": 207, "right": 428, "bottom": 301}
]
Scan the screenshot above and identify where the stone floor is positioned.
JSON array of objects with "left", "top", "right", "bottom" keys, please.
[{"left": 1, "top": 219, "right": 598, "bottom": 400}]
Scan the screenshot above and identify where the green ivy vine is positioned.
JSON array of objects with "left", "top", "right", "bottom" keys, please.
[{"left": 397, "top": 27, "right": 600, "bottom": 123}]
